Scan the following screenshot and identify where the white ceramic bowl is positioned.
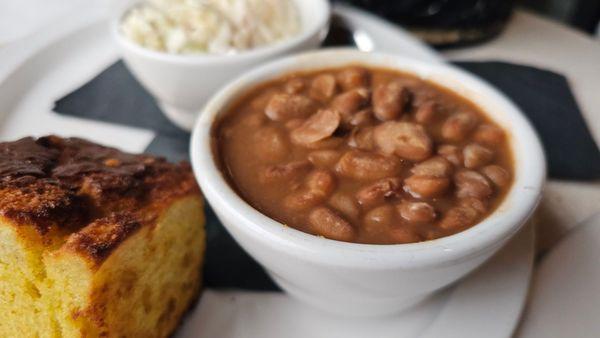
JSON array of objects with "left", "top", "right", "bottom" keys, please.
[
  {"left": 190, "top": 49, "right": 546, "bottom": 317},
  {"left": 112, "top": 0, "right": 330, "bottom": 131}
]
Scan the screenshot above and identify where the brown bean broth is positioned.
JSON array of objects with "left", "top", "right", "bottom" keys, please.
[{"left": 214, "top": 66, "right": 514, "bottom": 244}]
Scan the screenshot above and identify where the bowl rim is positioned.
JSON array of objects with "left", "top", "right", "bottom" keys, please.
[
  {"left": 190, "top": 48, "right": 546, "bottom": 269},
  {"left": 110, "top": 0, "right": 331, "bottom": 64}
]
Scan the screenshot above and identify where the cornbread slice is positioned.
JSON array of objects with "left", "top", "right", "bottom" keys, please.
[{"left": 0, "top": 136, "right": 205, "bottom": 338}]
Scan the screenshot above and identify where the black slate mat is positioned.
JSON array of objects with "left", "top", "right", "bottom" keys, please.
[
  {"left": 455, "top": 61, "right": 600, "bottom": 180},
  {"left": 53, "top": 59, "right": 600, "bottom": 292}
]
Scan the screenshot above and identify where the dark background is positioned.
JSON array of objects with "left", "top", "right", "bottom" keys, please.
[
  {"left": 333, "top": 0, "right": 600, "bottom": 46},
  {"left": 520, "top": 0, "right": 600, "bottom": 33}
]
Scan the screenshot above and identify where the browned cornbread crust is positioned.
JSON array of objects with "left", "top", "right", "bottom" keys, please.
[
  {"left": 0, "top": 136, "right": 204, "bottom": 338},
  {"left": 0, "top": 136, "right": 198, "bottom": 265}
]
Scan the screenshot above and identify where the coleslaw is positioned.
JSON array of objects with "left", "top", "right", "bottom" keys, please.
[{"left": 120, "top": 0, "right": 301, "bottom": 54}]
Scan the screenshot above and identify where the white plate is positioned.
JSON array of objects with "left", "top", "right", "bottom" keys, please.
[
  {"left": 517, "top": 213, "right": 600, "bottom": 338},
  {"left": 0, "top": 4, "right": 534, "bottom": 338}
]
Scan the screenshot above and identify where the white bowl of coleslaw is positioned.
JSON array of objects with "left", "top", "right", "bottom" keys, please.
[{"left": 112, "top": 0, "right": 330, "bottom": 130}]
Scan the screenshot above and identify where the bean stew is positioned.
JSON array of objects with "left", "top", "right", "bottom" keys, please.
[{"left": 214, "top": 66, "right": 514, "bottom": 244}]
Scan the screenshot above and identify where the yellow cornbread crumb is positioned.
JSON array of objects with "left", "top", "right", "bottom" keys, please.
[{"left": 0, "top": 196, "right": 205, "bottom": 338}]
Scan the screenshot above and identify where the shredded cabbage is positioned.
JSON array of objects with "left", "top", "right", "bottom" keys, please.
[{"left": 121, "top": 0, "right": 301, "bottom": 54}]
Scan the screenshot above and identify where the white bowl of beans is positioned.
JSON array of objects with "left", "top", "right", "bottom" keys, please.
[
  {"left": 191, "top": 49, "right": 546, "bottom": 316},
  {"left": 112, "top": 0, "right": 331, "bottom": 130}
]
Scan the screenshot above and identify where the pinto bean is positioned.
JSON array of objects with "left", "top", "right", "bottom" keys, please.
[
  {"left": 441, "top": 195, "right": 489, "bottom": 231},
  {"left": 265, "top": 94, "right": 315, "bottom": 121},
  {"left": 372, "top": 81, "right": 409, "bottom": 121},
  {"left": 463, "top": 143, "right": 494, "bottom": 169},
  {"left": 481, "top": 165, "right": 511, "bottom": 188},
  {"left": 250, "top": 89, "right": 279, "bottom": 110},
  {"left": 285, "top": 78, "right": 305, "bottom": 94},
  {"left": 331, "top": 88, "right": 370, "bottom": 120},
  {"left": 337, "top": 67, "right": 369, "bottom": 90},
  {"left": 283, "top": 190, "right": 325, "bottom": 211},
  {"left": 348, "top": 127, "right": 375, "bottom": 151},
  {"left": 459, "top": 197, "right": 488, "bottom": 214},
  {"left": 284, "top": 118, "right": 304, "bottom": 130},
  {"left": 305, "top": 169, "right": 336, "bottom": 197},
  {"left": 454, "top": 170, "right": 493, "bottom": 199},
  {"left": 290, "top": 109, "right": 341, "bottom": 146},
  {"left": 398, "top": 201, "right": 436, "bottom": 223},
  {"left": 439, "top": 205, "right": 480, "bottom": 230},
  {"left": 356, "top": 177, "right": 402, "bottom": 208},
  {"left": 283, "top": 169, "right": 335, "bottom": 210},
  {"left": 474, "top": 124, "right": 505, "bottom": 146},
  {"left": 253, "top": 126, "right": 288, "bottom": 162},
  {"left": 310, "top": 74, "right": 337, "bottom": 101},
  {"left": 309, "top": 207, "right": 356, "bottom": 241},
  {"left": 411, "top": 156, "right": 453, "bottom": 177},
  {"left": 336, "top": 150, "right": 401, "bottom": 180},
  {"left": 442, "top": 112, "right": 478, "bottom": 142},
  {"left": 438, "top": 144, "right": 463, "bottom": 166},
  {"left": 423, "top": 229, "right": 444, "bottom": 241},
  {"left": 412, "top": 88, "right": 436, "bottom": 108},
  {"left": 328, "top": 192, "right": 360, "bottom": 220},
  {"left": 414, "top": 101, "right": 438, "bottom": 124},
  {"left": 389, "top": 227, "right": 422, "bottom": 243},
  {"left": 303, "top": 137, "right": 345, "bottom": 150},
  {"left": 391, "top": 77, "right": 422, "bottom": 91},
  {"left": 373, "top": 121, "right": 433, "bottom": 161},
  {"left": 308, "top": 150, "right": 342, "bottom": 168},
  {"left": 348, "top": 109, "right": 375, "bottom": 127},
  {"left": 260, "top": 161, "right": 311, "bottom": 183},
  {"left": 403, "top": 175, "right": 450, "bottom": 199},
  {"left": 364, "top": 205, "right": 395, "bottom": 235}
]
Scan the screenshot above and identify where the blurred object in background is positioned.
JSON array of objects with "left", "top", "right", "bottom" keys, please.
[
  {"left": 334, "top": 0, "right": 600, "bottom": 46},
  {"left": 334, "top": 0, "right": 515, "bottom": 48},
  {"left": 520, "top": 0, "right": 600, "bottom": 34}
]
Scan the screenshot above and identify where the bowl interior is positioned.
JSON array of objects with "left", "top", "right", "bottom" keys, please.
[{"left": 191, "top": 49, "right": 546, "bottom": 268}]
